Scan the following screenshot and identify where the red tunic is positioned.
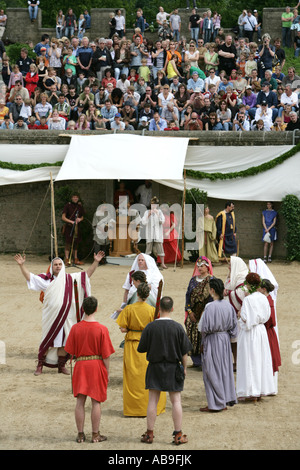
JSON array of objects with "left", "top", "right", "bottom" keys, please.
[
  {"left": 265, "top": 295, "right": 281, "bottom": 374},
  {"left": 65, "top": 321, "right": 115, "bottom": 402},
  {"left": 157, "top": 213, "right": 182, "bottom": 264}
]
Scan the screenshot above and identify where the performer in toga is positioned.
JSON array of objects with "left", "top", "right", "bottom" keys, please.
[
  {"left": 14, "top": 251, "right": 105, "bottom": 376},
  {"left": 215, "top": 201, "right": 237, "bottom": 258}
]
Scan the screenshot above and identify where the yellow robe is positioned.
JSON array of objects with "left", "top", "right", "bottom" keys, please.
[
  {"left": 116, "top": 301, "right": 166, "bottom": 417},
  {"left": 198, "top": 215, "right": 219, "bottom": 263}
]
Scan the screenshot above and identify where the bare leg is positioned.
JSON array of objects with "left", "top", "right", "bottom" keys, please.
[
  {"left": 91, "top": 399, "right": 101, "bottom": 433},
  {"left": 146, "top": 389, "right": 161, "bottom": 430},
  {"left": 75, "top": 394, "right": 87, "bottom": 433},
  {"left": 169, "top": 391, "right": 182, "bottom": 431},
  {"left": 268, "top": 242, "right": 274, "bottom": 259}
]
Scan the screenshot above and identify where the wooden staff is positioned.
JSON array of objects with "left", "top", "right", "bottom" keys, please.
[
  {"left": 181, "top": 169, "right": 186, "bottom": 268},
  {"left": 154, "top": 279, "right": 163, "bottom": 319},
  {"left": 50, "top": 172, "right": 58, "bottom": 258}
]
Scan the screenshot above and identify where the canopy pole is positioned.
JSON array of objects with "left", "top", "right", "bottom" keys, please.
[
  {"left": 50, "top": 172, "right": 58, "bottom": 258},
  {"left": 181, "top": 169, "right": 186, "bottom": 268}
]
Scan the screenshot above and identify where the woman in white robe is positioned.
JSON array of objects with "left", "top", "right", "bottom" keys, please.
[
  {"left": 236, "top": 272, "right": 276, "bottom": 400},
  {"left": 120, "top": 253, "right": 164, "bottom": 309}
]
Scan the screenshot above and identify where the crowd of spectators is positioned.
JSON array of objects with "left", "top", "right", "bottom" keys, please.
[{"left": 0, "top": 6, "right": 300, "bottom": 132}]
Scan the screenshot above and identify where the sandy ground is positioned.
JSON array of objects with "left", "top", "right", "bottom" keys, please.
[{"left": 0, "top": 253, "right": 299, "bottom": 452}]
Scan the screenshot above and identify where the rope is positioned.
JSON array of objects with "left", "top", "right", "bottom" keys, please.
[{"left": 22, "top": 183, "right": 51, "bottom": 254}]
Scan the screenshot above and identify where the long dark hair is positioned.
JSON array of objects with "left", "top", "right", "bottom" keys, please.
[{"left": 209, "top": 278, "right": 224, "bottom": 299}]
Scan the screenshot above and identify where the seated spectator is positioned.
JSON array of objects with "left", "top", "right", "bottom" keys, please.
[
  {"left": 0, "top": 115, "right": 13, "bottom": 129},
  {"left": 28, "top": 0, "right": 39, "bottom": 23},
  {"left": 216, "top": 101, "right": 232, "bottom": 131},
  {"left": 100, "top": 99, "right": 118, "bottom": 129},
  {"left": 75, "top": 113, "right": 90, "bottom": 130},
  {"left": 54, "top": 93, "right": 71, "bottom": 120},
  {"left": 204, "top": 68, "right": 220, "bottom": 92},
  {"left": 34, "top": 34, "right": 50, "bottom": 57},
  {"left": 36, "top": 116, "right": 49, "bottom": 129},
  {"left": 139, "top": 86, "right": 158, "bottom": 110},
  {"left": 134, "top": 76, "right": 147, "bottom": 96},
  {"left": 78, "top": 85, "right": 94, "bottom": 111},
  {"left": 278, "top": 84, "right": 298, "bottom": 117},
  {"left": 116, "top": 74, "right": 131, "bottom": 94},
  {"left": 94, "top": 86, "right": 108, "bottom": 110},
  {"left": 63, "top": 47, "right": 77, "bottom": 76},
  {"left": 249, "top": 81, "right": 278, "bottom": 120},
  {"left": 184, "top": 111, "right": 203, "bottom": 130},
  {"left": 282, "top": 66, "right": 300, "bottom": 93},
  {"left": 8, "top": 65, "right": 24, "bottom": 90},
  {"left": 101, "top": 68, "right": 116, "bottom": 89},
  {"left": 48, "top": 109, "right": 66, "bottom": 130},
  {"left": 242, "top": 85, "right": 257, "bottom": 111},
  {"left": 164, "top": 120, "right": 180, "bottom": 131},
  {"left": 158, "top": 84, "right": 174, "bottom": 111},
  {"left": 121, "top": 101, "right": 138, "bottom": 128},
  {"left": 261, "top": 69, "right": 278, "bottom": 91},
  {"left": 153, "top": 69, "right": 169, "bottom": 92},
  {"left": 271, "top": 116, "right": 287, "bottom": 131},
  {"left": 0, "top": 100, "right": 9, "bottom": 125},
  {"left": 16, "top": 48, "right": 34, "bottom": 78},
  {"left": 272, "top": 65, "right": 285, "bottom": 86},
  {"left": 245, "top": 52, "right": 257, "bottom": 79},
  {"left": 232, "top": 69, "right": 247, "bottom": 97},
  {"left": 205, "top": 112, "right": 223, "bottom": 130},
  {"left": 148, "top": 111, "right": 167, "bottom": 131},
  {"left": 187, "top": 71, "right": 205, "bottom": 93},
  {"left": 285, "top": 111, "right": 300, "bottom": 130},
  {"left": 254, "top": 101, "right": 273, "bottom": 131},
  {"left": 251, "top": 118, "right": 265, "bottom": 131},
  {"left": 138, "top": 115, "right": 150, "bottom": 130},
  {"left": 34, "top": 92, "right": 52, "bottom": 124},
  {"left": 9, "top": 95, "right": 24, "bottom": 124},
  {"left": 233, "top": 109, "right": 250, "bottom": 130},
  {"left": 67, "top": 120, "right": 76, "bottom": 130},
  {"left": 25, "top": 64, "right": 39, "bottom": 98},
  {"left": 139, "top": 102, "right": 154, "bottom": 124},
  {"left": 111, "top": 113, "right": 125, "bottom": 131},
  {"left": 218, "top": 75, "right": 233, "bottom": 93},
  {"left": 86, "top": 101, "right": 101, "bottom": 129},
  {"left": 27, "top": 116, "right": 38, "bottom": 129},
  {"left": 161, "top": 102, "right": 179, "bottom": 127},
  {"left": 123, "top": 86, "right": 140, "bottom": 109}
]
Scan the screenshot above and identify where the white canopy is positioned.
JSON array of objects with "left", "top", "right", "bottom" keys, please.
[
  {"left": 0, "top": 135, "right": 298, "bottom": 201},
  {"left": 55, "top": 134, "right": 189, "bottom": 181}
]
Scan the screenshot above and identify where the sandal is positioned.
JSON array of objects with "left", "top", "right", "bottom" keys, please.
[
  {"left": 91, "top": 432, "right": 107, "bottom": 443},
  {"left": 76, "top": 432, "right": 86, "bottom": 443},
  {"left": 268, "top": 257, "right": 272, "bottom": 263},
  {"left": 173, "top": 430, "right": 188, "bottom": 445},
  {"left": 141, "top": 430, "right": 154, "bottom": 444}
]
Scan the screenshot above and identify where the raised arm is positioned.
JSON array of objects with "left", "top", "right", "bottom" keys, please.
[
  {"left": 86, "top": 251, "right": 105, "bottom": 278},
  {"left": 14, "top": 253, "right": 31, "bottom": 282}
]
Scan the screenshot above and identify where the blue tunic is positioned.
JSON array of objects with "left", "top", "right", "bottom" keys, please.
[{"left": 262, "top": 209, "right": 277, "bottom": 242}]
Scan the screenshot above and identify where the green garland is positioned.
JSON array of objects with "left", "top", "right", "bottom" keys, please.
[
  {"left": 0, "top": 161, "right": 63, "bottom": 171},
  {"left": 185, "top": 142, "right": 300, "bottom": 181},
  {"left": 0, "top": 141, "right": 299, "bottom": 179}
]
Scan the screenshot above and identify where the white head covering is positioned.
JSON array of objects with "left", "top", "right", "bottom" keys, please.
[
  {"left": 249, "top": 258, "right": 278, "bottom": 302},
  {"left": 123, "top": 253, "right": 163, "bottom": 300},
  {"left": 226, "top": 256, "right": 248, "bottom": 290}
]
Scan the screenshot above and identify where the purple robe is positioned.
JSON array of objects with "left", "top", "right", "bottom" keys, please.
[{"left": 199, "top": 299, "right": 237, "bottom": 410}]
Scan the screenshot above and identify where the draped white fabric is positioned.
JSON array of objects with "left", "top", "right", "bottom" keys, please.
[
  {"left": 0, "top": 135, "right": 298, "bottom": 201},
  {"left": 55, "top": 134, "right": 189, "bottom": 181}
]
